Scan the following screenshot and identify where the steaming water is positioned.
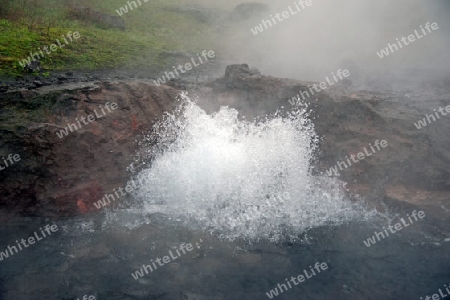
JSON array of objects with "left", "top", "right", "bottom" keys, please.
[
  {"left": 2, "top": 96, "right": 448, "bottom": 300},
  {"left": 131, "top": 93, "right": 365, "bottom": 241}
]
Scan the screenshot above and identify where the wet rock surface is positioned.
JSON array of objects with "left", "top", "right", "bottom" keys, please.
[
  {"left": 0, "top": 64, "right": 449, "bottom": 221},
  {"left": 0, "top": 65, "right": 449, "bottom": 300},
  {"left": 0, "top": 79, "right": 179, "bottom": 216},
  {"left": 193, "top": 64, "right": 450, "bottom": 216}
]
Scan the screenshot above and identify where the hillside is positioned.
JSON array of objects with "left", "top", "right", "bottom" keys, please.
[{"left": 0, "top": 0, "right": 222, "bottom": 78}]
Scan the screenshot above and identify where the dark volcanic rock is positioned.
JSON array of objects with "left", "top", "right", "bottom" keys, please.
[
  {"left": 24, "top": 60, "right": 41, "bottom": 73},
  {"left": 33, "top": 80, "right": 44, "bottom": 87},
  {"left": 194, "top": 65, "right": 450, "bottom": 212},
  {"left": 0, "top": 81, "right": 178, "bottom": 216},
  {"left": 223, "top": 64, "right": 262, "bottom": 88},
  {"left": 1, "top": 66, "right": 449, "bottom": 218}
]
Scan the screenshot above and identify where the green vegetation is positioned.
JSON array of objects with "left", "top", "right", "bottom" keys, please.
[{"left": 0, "top": 0, "right": 220, "bottom": 78}]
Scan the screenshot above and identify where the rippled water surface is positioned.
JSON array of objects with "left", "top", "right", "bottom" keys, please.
[{"left": 0, "top": 94, "right": 449, "bottom": 300}]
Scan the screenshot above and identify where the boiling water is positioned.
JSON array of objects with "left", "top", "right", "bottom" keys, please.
[
  {"left": 131, "top": 93, "right": 366, "bottom": 241},
  {"left": 2, "top": 94, "right": 448, "bottom": 300}
]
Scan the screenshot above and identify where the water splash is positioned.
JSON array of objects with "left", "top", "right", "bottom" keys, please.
[{"left": 132, "top": 93, "right": 363, "bottom": 241}]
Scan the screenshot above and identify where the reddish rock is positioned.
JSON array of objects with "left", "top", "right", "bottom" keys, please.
[
  {"left": 1, "top": 66, "right": 449, "bottom": 217},
  {"left": 0, "top": 81, "right": 179, "bottom": 216}
]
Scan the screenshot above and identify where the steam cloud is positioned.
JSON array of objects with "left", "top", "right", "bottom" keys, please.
[{"left": 203, "top": 0, "right": 450, "bottom": 84}]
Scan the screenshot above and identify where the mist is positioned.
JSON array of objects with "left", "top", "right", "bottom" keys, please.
[{"left": 210, "top": 0, "right": 450, "bottom": 86}]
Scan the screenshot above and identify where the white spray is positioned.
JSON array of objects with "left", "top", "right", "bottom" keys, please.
[{"left": 132, "top": 93, "right": 363, "bottom": 241}]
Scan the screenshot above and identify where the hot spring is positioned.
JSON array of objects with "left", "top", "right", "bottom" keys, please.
[{"left": 129, "top": 93, "right": 367, "bottom": 242}]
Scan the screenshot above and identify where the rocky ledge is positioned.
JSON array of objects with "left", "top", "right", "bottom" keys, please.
[{"left": 0, "top": 65, "right": 449, "bottom": 219}]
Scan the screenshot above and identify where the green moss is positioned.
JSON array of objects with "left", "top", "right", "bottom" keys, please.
[{"left": 0, "top": 0, "right": 218, "bottom": 78}]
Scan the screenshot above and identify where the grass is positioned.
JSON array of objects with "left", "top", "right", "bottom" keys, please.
[{"left": 0, "top": 0, "right": 220, "bottom": 78}]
